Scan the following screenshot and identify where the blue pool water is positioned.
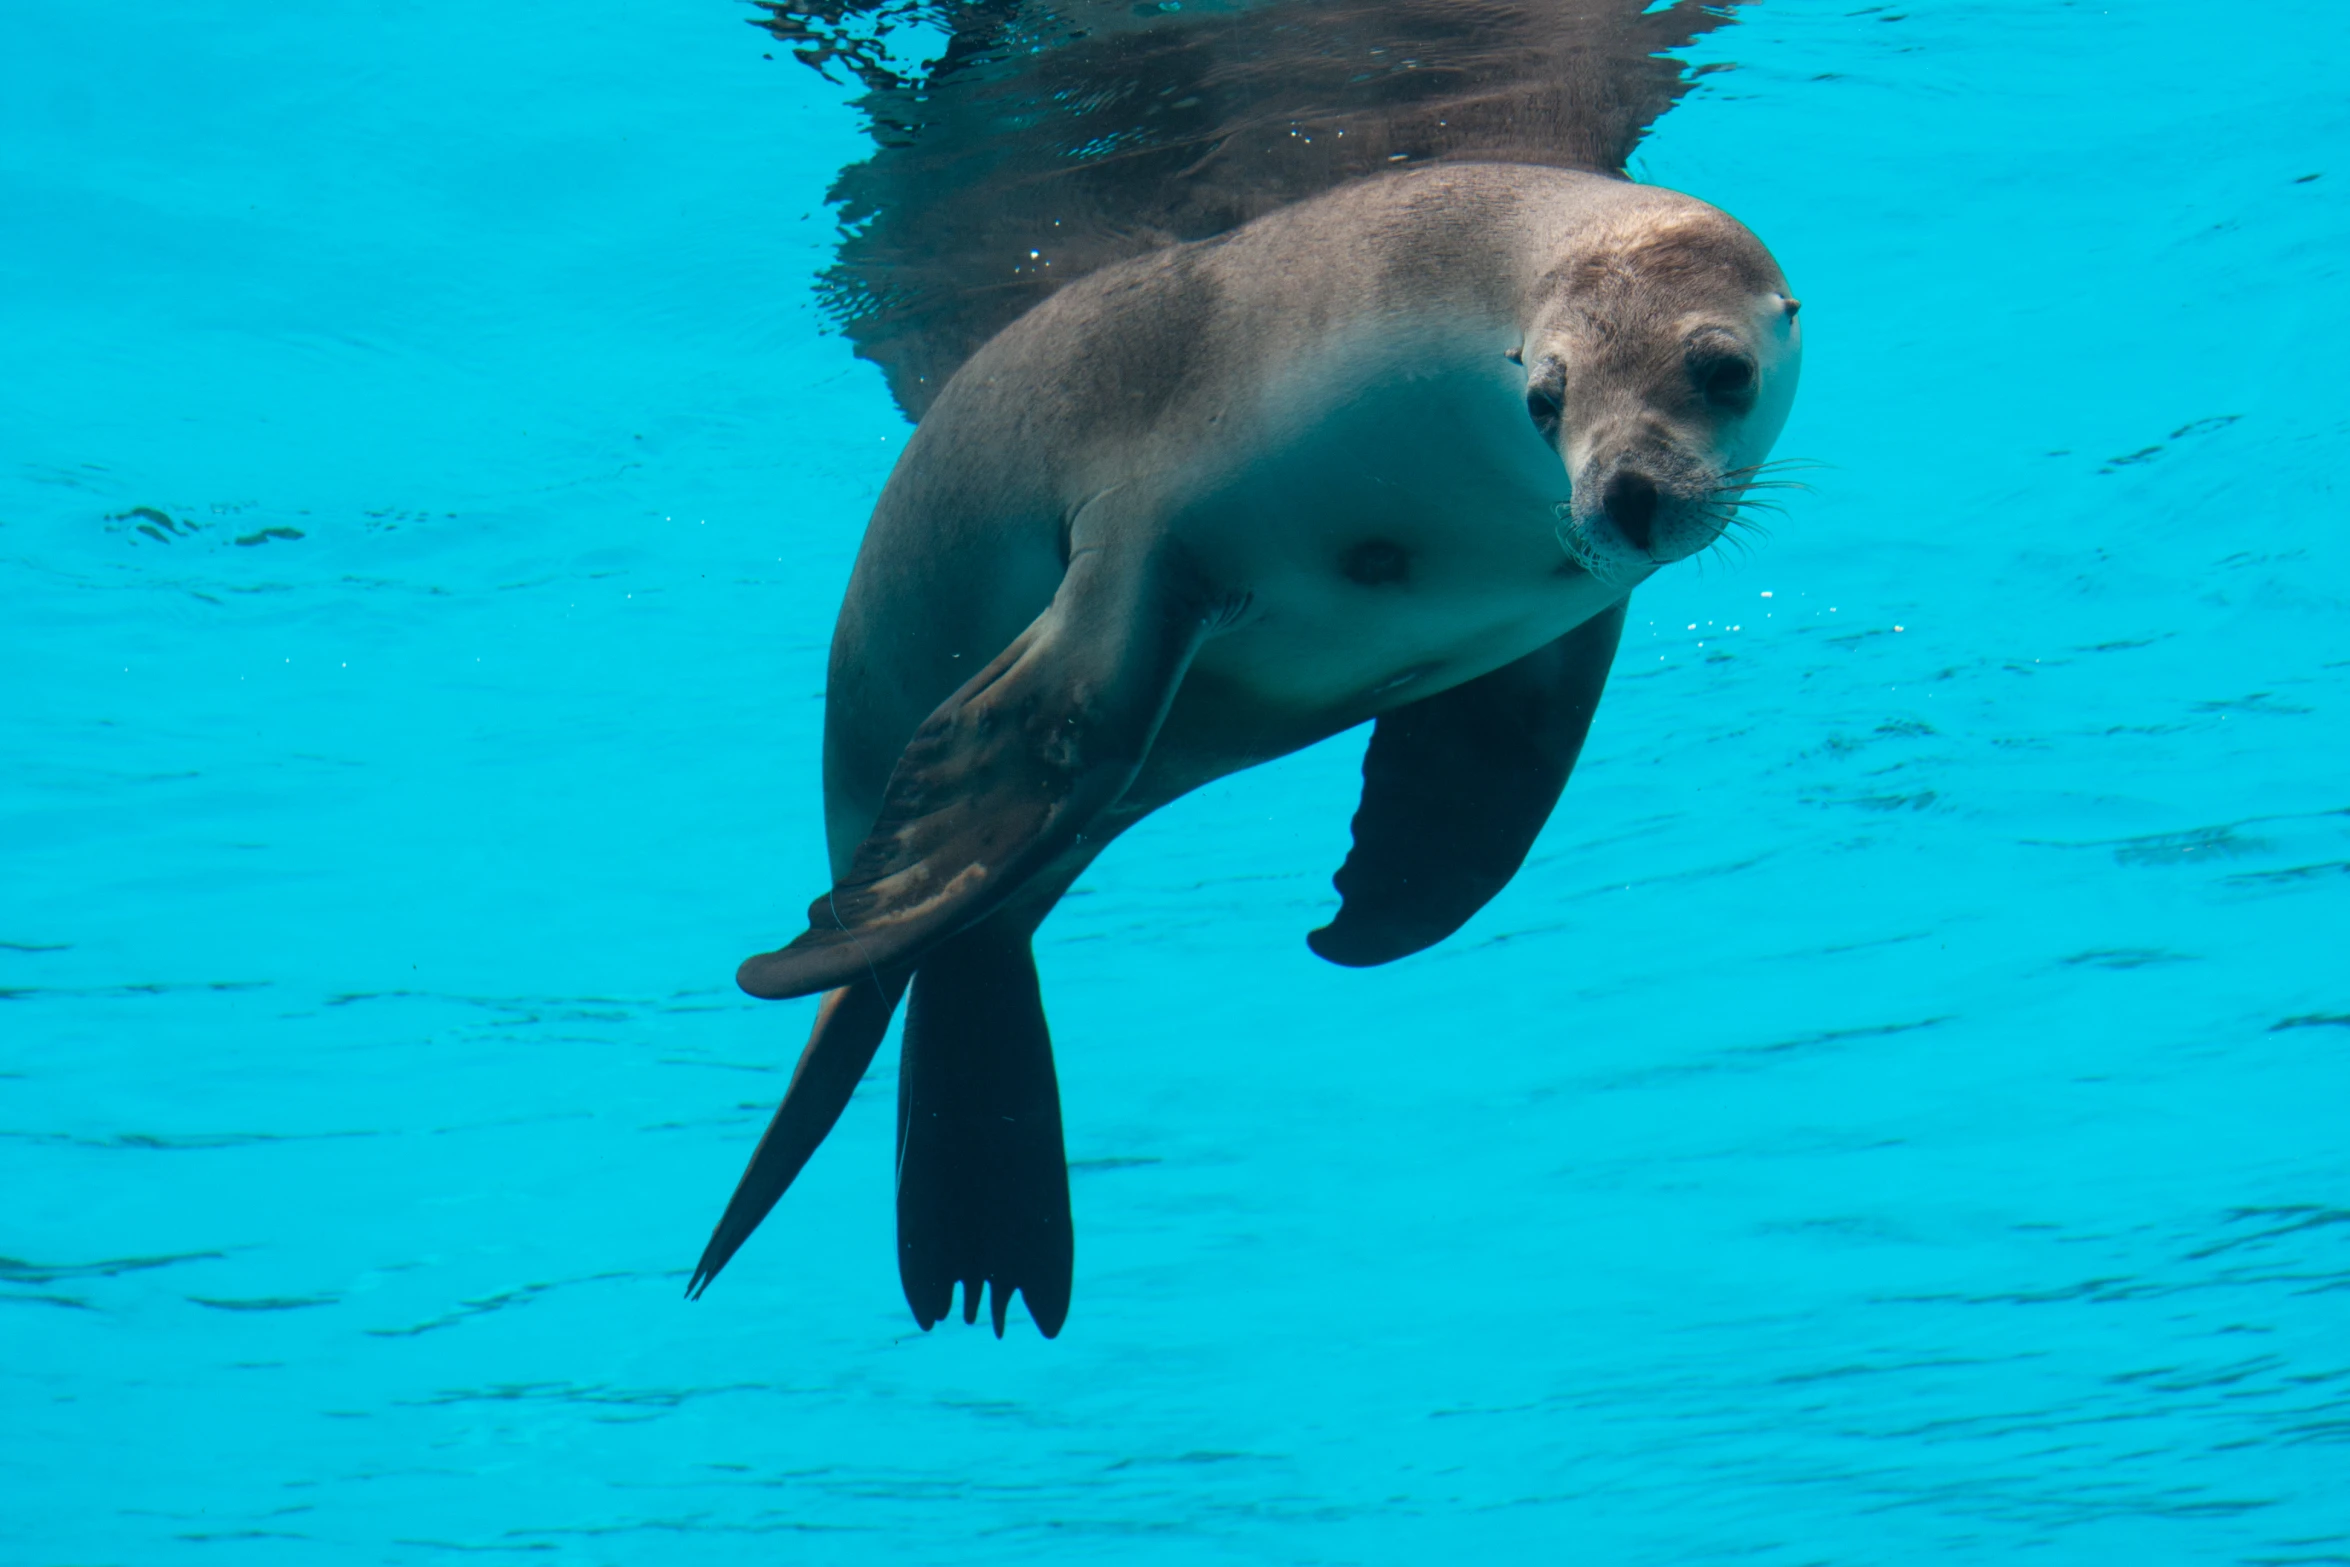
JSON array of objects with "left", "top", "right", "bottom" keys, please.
[{"left": 5, "top": 1, "right": 2347, "bottom": 1560}]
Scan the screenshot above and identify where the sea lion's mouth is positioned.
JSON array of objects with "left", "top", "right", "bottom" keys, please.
[
  {"left": 1552, "top": 495, "right": 1723, "bottom": 584},
  {"left": 1552, "top": 503, "right": 1638, "bottom": 586}
]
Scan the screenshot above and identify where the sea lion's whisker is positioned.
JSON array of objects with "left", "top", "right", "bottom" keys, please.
[
  {"left": 1707, "top": 483, "right": 1806, "bottom": 500},
  {"left": 1721, "top": 457, "right": 1826, "bottom": 480},
  {"left": 1702, "top": 529, "right": 1759, "bottom": 568},
  {"left": 1706, "top": 507, "right": 1774, "bottom": 542}
]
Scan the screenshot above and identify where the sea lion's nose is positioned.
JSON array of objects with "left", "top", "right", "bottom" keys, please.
[{"left": 1603, "top": 469, "right": 1660, "bottom": 554}]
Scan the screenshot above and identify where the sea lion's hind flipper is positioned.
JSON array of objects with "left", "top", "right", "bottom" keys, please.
[
  {"left": 895, "top": 928, "right": 1072, "bottom": 1338},
  {"left": 1308, "top": 600, "right": 1627, "bottom": 968},
  {"left": 739, "top": 537, "right": 1211, "bottom": 1002},
  {"left": 687, "top": 973, "right": 909, "bottom": 1297}
]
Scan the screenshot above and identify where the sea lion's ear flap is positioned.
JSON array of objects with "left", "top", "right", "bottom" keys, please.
[
  {"left": 1308, "top": 600, "right": 1626, "bottom": 968},
  {"left": 739, "top": 540, "right": 1211, "bottom": 1001}
]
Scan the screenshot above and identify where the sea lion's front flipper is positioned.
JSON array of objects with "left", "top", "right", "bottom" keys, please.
[
  {"left": 1309, "top": 600, "right": 1627, "bottom": 968},
  {"left": 740, "top": 536, "right": 1212, "bottom": 1001}
]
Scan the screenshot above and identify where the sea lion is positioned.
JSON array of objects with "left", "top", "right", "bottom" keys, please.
[{"left": 689, "top": 162, "right": 1801, "bottom": 1335}]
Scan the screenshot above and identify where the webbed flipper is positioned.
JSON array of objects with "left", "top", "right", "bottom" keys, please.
[
  {"left": 687, "top": 974, "right": 909, "bottom": 1298},
  {"left": 1308, "top": 600, "right": 1626, "bottom": 967},
  {"left": 894, "top": 926, "right": 1072, "bottom": 1338},
  {"left": 739, "top": 538, "right": 1212, "bottom": 1001}
]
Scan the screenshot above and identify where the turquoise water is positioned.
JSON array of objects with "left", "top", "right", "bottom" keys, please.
[{"left": 5, "top": 1, "right": 2348, "bottom": 1560}]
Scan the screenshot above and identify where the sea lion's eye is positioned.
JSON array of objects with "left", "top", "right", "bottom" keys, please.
[
  {"left": 1525, "top": 385, "right": 1562, "bottom": 434},
  {"left": 1690, "top": 349, "right": 1757, "bottom": 413}
]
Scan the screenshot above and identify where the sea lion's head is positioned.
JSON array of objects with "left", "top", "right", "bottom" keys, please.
[{"left": 1519, "top": 199, "right": 1802, "bottom": 585}]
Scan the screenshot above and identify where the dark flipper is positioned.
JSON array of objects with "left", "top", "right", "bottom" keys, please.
[
  {"left": 687, "top": 973, "right": 910, "bottom": 1298},
  {"left": 1309, "top": 601, "right": 1627, "bottom": 968},
  {"left": 739, "top": 538, "right": 1212, "bottom": 1002},
  {"left": 895, "top": 928, "right": 1073, "bottom": 1338}
]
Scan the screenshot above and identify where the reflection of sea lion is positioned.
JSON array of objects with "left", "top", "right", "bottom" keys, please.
[
  {"left": 761, "top": 0, "right": 1748, "bottom": 417},
  {"left": 690, "top": 163, "right": 1801, "bottom": 1335}
]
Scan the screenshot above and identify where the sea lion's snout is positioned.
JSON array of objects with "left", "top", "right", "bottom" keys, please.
[
  {"left": 1600, "top": 468, "right": 1661, "bottom": 554},
  {"left": 1558, "top": 445, "right": 1719, "bottom": 580}
]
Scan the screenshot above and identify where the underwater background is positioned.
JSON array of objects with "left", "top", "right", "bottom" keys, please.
[{"left": 4, "top": 0, "right": 2347, "bottom": 1560}]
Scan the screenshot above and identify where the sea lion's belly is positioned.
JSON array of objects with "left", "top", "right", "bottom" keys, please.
[{"left": 1176, "top": 361, "right": 1633, "bottom": 718}]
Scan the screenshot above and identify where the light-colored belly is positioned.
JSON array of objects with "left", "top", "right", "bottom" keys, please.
[
  {"left": 1175, "top": 362, "right": 1633, "bottom": 715},
  {"left": 1191, "top": 548, "right": 1621, "bottom": 713}
]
